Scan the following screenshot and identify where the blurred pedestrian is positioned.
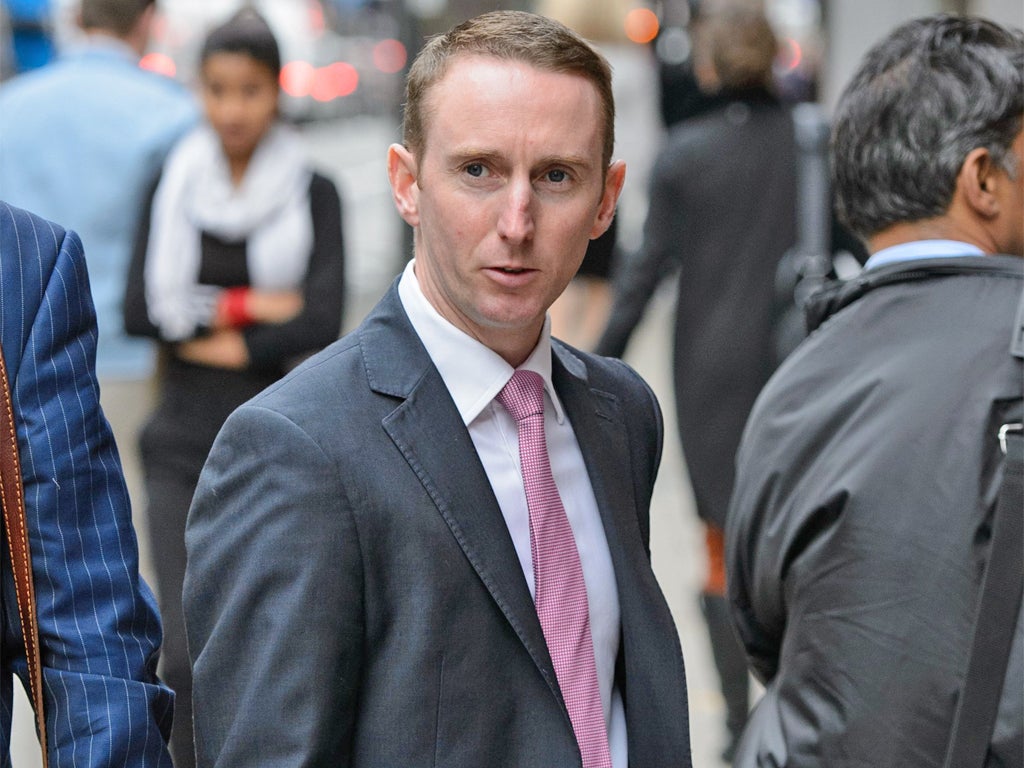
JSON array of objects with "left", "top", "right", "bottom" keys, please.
[
  {"left": 548, "top": 219, "right": 618, "bottom": 350},
  {"left": 184, "top": 10, "right": 691, "bottom": 767},
  {"left": 124, "top": 9, "right": 345, "bottom": 767},
  {"left": 655, "top": 0, "right": 726, "bottom": 130},
  {"left": 539, "top": 0, "right": 661, "bottom": 350},
  {"left": 0, "top": 201, "right": 173, "bottom": 766},
  {"left": 1, "top": 0, "right": 55, "bottom": 73},
  {"left": 596, "top": 6, "right": 797, "bottom": 759},
  {"left": 727, "top": 14, "right": 1023, "bottom": 767},
  {"left": 0, "top": 0, "right": 198, "bottom": 537}
]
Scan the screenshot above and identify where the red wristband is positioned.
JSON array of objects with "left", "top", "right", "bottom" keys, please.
[{"left": 220, "top": 287, "right": 254, "bottom": 328}]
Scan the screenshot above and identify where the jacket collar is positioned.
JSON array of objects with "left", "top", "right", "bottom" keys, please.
[
  {"left": 356, "top": 284, "right": 665, "bottom": 713},
  {"left": 806, "top": 255, "right": 1024, "bottom": 333},
  {"left": 356, "top": 281, "right": 601, "bottom": 707},
  {"left": 358, "top": 278, "right": 591, "bottom": 398}
]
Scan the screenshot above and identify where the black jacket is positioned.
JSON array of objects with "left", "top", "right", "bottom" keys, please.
[
  {"left": 597, "top": 89, "right": 797, "bottom": 528},
  {"left": 727, "top": 255, "right": 1023, "bottom": 767}
]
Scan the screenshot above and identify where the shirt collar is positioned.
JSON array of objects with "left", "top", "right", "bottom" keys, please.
[
  {"left": 397, "top": 259, "right": 566, "bottom": 426},
  {"left": 63, "top": 34, "right": 139, "bottom": 64},
  {"left": 865, "top": 239, "right": 986, "bottom": 270}
]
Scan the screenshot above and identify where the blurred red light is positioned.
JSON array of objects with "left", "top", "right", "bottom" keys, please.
[
  {"left": 139, "top": 52, "right": 176, "bottom": 78},
  {"left": 778, "top": 38, "right": 803, "bottom": 72},
  {"left": 624, "top": 8, "right": 659, "bottom": 45},
  {"left": 281, "top": 61, "right": 316, "bottom": 98},
  {"left": 373, "top": 39, "right": 407, "bottom": 74},
  {"left": 312, "top": 62, "right": 359, "bottom": 102}
]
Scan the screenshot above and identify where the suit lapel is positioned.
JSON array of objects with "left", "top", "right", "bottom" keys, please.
[
  {"left": 552, "top": 345, "right": 650, "bottom": 581},
  {"left": 358, "top": 286, "right": 560, "bottom": 700},
  {"left": 361, "top": 301, "right": 687, "bottom": 757},
  {"left": 554, "top": 345, "right": 693, "bottom": 764}
]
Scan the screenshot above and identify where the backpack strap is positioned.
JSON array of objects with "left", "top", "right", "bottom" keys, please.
[
  {"left": 1011, "top": 286, "right": 1024, "bottom": 359},
  {"left": 943, "top": 354, "right": 1023, "bottom": 768},
  {"left": 0, "top": 343, "right": 49, "bottom": 766}
]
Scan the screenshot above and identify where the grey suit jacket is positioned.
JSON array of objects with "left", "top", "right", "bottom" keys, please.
[{"left": 184, "top": 282, "right": 692, "bottom": 767}]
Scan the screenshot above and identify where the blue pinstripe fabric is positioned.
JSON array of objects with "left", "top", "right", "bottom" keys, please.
[{"left": 0, "top": 202, "right": 173, "bottom": 767}]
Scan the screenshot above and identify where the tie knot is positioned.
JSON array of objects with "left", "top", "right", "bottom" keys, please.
[{"left": 497, "top": 370, "right": 545, "bottom": 423}]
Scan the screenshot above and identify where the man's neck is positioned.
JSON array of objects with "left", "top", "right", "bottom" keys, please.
[
  {"left": 868, "top": 218, "right": 995, "bottom": 255},
  {"left": 79, "top": 27, "right": 144, "bottom": 58}
]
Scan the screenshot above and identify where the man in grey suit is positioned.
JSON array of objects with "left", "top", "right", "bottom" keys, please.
[{"left": 184, "top": 10, "right": 692, "bottom": 767}]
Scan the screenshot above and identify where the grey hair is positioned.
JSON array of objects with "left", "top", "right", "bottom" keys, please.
[{"left": 831, "top": 14, "right": 1024, "bottom": 240}]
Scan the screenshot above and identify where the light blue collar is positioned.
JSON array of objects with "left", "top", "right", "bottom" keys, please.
[
  {"left": 63, "top": 35, "right": 138, "bottom": 64},
  {"left": 865, "top": 240, "right": 985, "bottom": 271}
]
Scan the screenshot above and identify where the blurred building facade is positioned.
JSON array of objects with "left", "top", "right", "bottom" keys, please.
[
  {"left": 5, "top": 1, "right": 1021, "bottom": 118},
  {"left": 820, "top": 0, "right": 1023, "bottom": 109}
]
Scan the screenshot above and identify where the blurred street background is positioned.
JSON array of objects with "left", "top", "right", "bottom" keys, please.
[{"left": 4, "top": 0, "right": 1022, "bottom": 765}]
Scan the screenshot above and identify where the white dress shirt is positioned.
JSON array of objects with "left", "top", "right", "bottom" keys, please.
[
  {"left": 398, "top": 260, "right": 628, "bottom": 767},
  {"left": 865, "top": 239, "right": 985, "bottom": 270}
]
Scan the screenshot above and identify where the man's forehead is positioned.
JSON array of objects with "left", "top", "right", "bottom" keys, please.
[
  {"left": 425, "top": 53, "right": 601, "bottom": 105},
  {"left": 416, "top": 54, "right": 605, "bottom": 151}
]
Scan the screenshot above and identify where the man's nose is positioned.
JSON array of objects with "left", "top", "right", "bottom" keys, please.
[{"left": 496, "top": 180, "right": 535, "bottom": 243}]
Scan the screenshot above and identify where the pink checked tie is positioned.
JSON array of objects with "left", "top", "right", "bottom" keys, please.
[{"left": 497, "top": 370, "right": 613, "bottom": 768}]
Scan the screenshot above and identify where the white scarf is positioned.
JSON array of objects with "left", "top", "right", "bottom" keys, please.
[{"left": 145, "top": 123, "right": 314, "bottom": 341}]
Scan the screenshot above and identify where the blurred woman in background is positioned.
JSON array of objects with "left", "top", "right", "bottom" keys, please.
[
  {"left": 539, "top": 0, "right": 661, "bottom": 350},
  {"left": 125, "top": 9, "right": 345, "bottom": 765}
]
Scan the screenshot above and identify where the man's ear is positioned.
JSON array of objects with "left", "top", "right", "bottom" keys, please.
[
  {"left": 387, "top": 143, "right": 420, "bottom": 228},
  {"left": 590, "top": 159, "right": 626, "bottom": 239},
  {"left": 958, "top": 146, "right": 1002, "bottom": 219}
]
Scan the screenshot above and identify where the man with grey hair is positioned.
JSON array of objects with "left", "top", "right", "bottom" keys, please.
[{"left": 727, "top": 14, "right": 1023, "bottom": 767}]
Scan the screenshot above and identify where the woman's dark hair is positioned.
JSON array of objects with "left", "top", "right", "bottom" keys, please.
[
  {"left": 200, "top": 7, "right": 282, "bottom": 78},
  {"left": 831, "top": 14, "right": 1024, "bottom": 239}
]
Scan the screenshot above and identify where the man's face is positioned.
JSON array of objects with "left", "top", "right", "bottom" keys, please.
[{"left": 388, "top": 55, "right": 625, "bottom": 365}]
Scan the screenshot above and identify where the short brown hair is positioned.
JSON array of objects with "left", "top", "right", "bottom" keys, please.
[
  {"left": 697, "top": 6, "right": 777, "bottom": 91},
  {"left": 80, "top": 0, "right": 154, "bottom": 37},
  {"left": 403, "top": 10, "right": 615, "bottom": 169}
]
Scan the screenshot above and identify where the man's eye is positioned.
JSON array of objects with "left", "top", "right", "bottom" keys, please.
[
  {"left": 465, "top": 163, "right": 485, "bottom": 177},
  {"left": 546, "top": 169, "right": 568, "bottom": 183}
]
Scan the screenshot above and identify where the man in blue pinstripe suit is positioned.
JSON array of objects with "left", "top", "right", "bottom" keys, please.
[{"left": 0, "top": 202, "right": 173, "bottom": 766}]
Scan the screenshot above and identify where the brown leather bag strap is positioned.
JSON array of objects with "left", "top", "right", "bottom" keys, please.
[{"left": 0, "top": 343, "right": 48, "bottom": 766}]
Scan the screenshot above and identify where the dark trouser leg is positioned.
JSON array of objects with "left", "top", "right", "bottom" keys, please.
[
  {"left": 702, "top": 524, "right": 749, "bottom": 762},
  {"left": 701, "top": 592, "right": 749, "bottom": 761},
  {"left": 142, "top": 453, "right": 199, "bottom": 768}
]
